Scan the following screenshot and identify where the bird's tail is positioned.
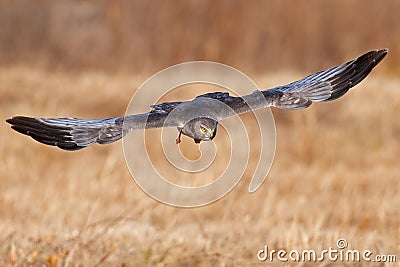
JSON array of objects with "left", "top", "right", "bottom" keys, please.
[{"left": 6, "top": 116, "right": 125, "bottom": 151}]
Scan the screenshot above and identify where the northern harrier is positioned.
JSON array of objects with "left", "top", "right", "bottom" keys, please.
[{"left": 6, "top": 49, "right": 388, "bottom": 150}]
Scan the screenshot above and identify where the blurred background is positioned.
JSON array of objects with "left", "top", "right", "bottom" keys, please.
[
  {"left": 1, "top": 0, "right": 399, "bottom": 266},
  {"left": 1, "top": 0, "right": 399, "bottom": 74}
]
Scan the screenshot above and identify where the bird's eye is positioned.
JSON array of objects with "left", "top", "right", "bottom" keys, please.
[{"left": 201, "top": 127, "right": 207, "bottom": 132}]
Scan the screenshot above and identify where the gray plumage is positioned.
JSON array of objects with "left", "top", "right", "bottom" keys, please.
[{"left": 6, "top": 49, "right": 388, "bottom": 150}]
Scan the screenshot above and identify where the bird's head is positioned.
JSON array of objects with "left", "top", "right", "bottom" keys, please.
[{"left": 181, "top": 117, "right": 218, "bottom": 142}]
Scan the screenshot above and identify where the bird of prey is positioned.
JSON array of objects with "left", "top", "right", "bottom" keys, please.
[{"left": 6, "top": 49, "right": 388, "bottom": 151}]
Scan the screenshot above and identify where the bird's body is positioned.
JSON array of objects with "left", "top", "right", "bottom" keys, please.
[
  {"left": 177, "top": 117, "right": 218, "bottom": 144},
  {"left": 7, "top": 49, "right": 388, "bottom": 150}
]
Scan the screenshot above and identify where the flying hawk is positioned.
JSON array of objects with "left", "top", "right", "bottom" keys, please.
[{"left": 6, "top": 49, "right": 388, "bottom": 150}]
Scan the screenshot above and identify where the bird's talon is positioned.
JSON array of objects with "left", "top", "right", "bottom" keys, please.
[{"left": 176, "top": 131, "right": 182, "bottom": 144}]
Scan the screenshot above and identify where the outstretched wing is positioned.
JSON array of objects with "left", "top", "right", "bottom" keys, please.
[
  {"left": 6, "top": 116, "right": 126, "bottom": 150},
  {"left": 263, "top": 48, "right": 388, "bottom": 109},
  {"left": 198, "top": 49, "right": 388, "bottom": 116},
  {"left": 6, "top": 110, "right": 180, "bottom": 151},
  {"left": 6, "top": 94, "right": 188, "bottom": 150}
]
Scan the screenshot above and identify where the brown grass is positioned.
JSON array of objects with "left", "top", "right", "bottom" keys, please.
[{"left": 1, "top": 66, "right": 399, "bottom": 266}]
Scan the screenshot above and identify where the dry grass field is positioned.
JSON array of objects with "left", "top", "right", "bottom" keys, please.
[
  {"left": 1, "top": 1, "right": 400, "bottom": 266},
  {"left": 1, "top": 66, "right": 399, "bottom": 266}
]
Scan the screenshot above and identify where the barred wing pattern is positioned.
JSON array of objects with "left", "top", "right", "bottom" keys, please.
[
  {"left": 208, "top": 48, "right": 388, "bottom": 114},
  {"left": 6, "top": 113, "right": 173, "bottom": 151},
  {"left": 7, "top": 117, "right": 125, "bottom": 151},
  {"left": 6, "top": 49, "right": 387, "bottom": 150},
  {"left": 263, "top": 48, "right": 388, "bottom": 110}
]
